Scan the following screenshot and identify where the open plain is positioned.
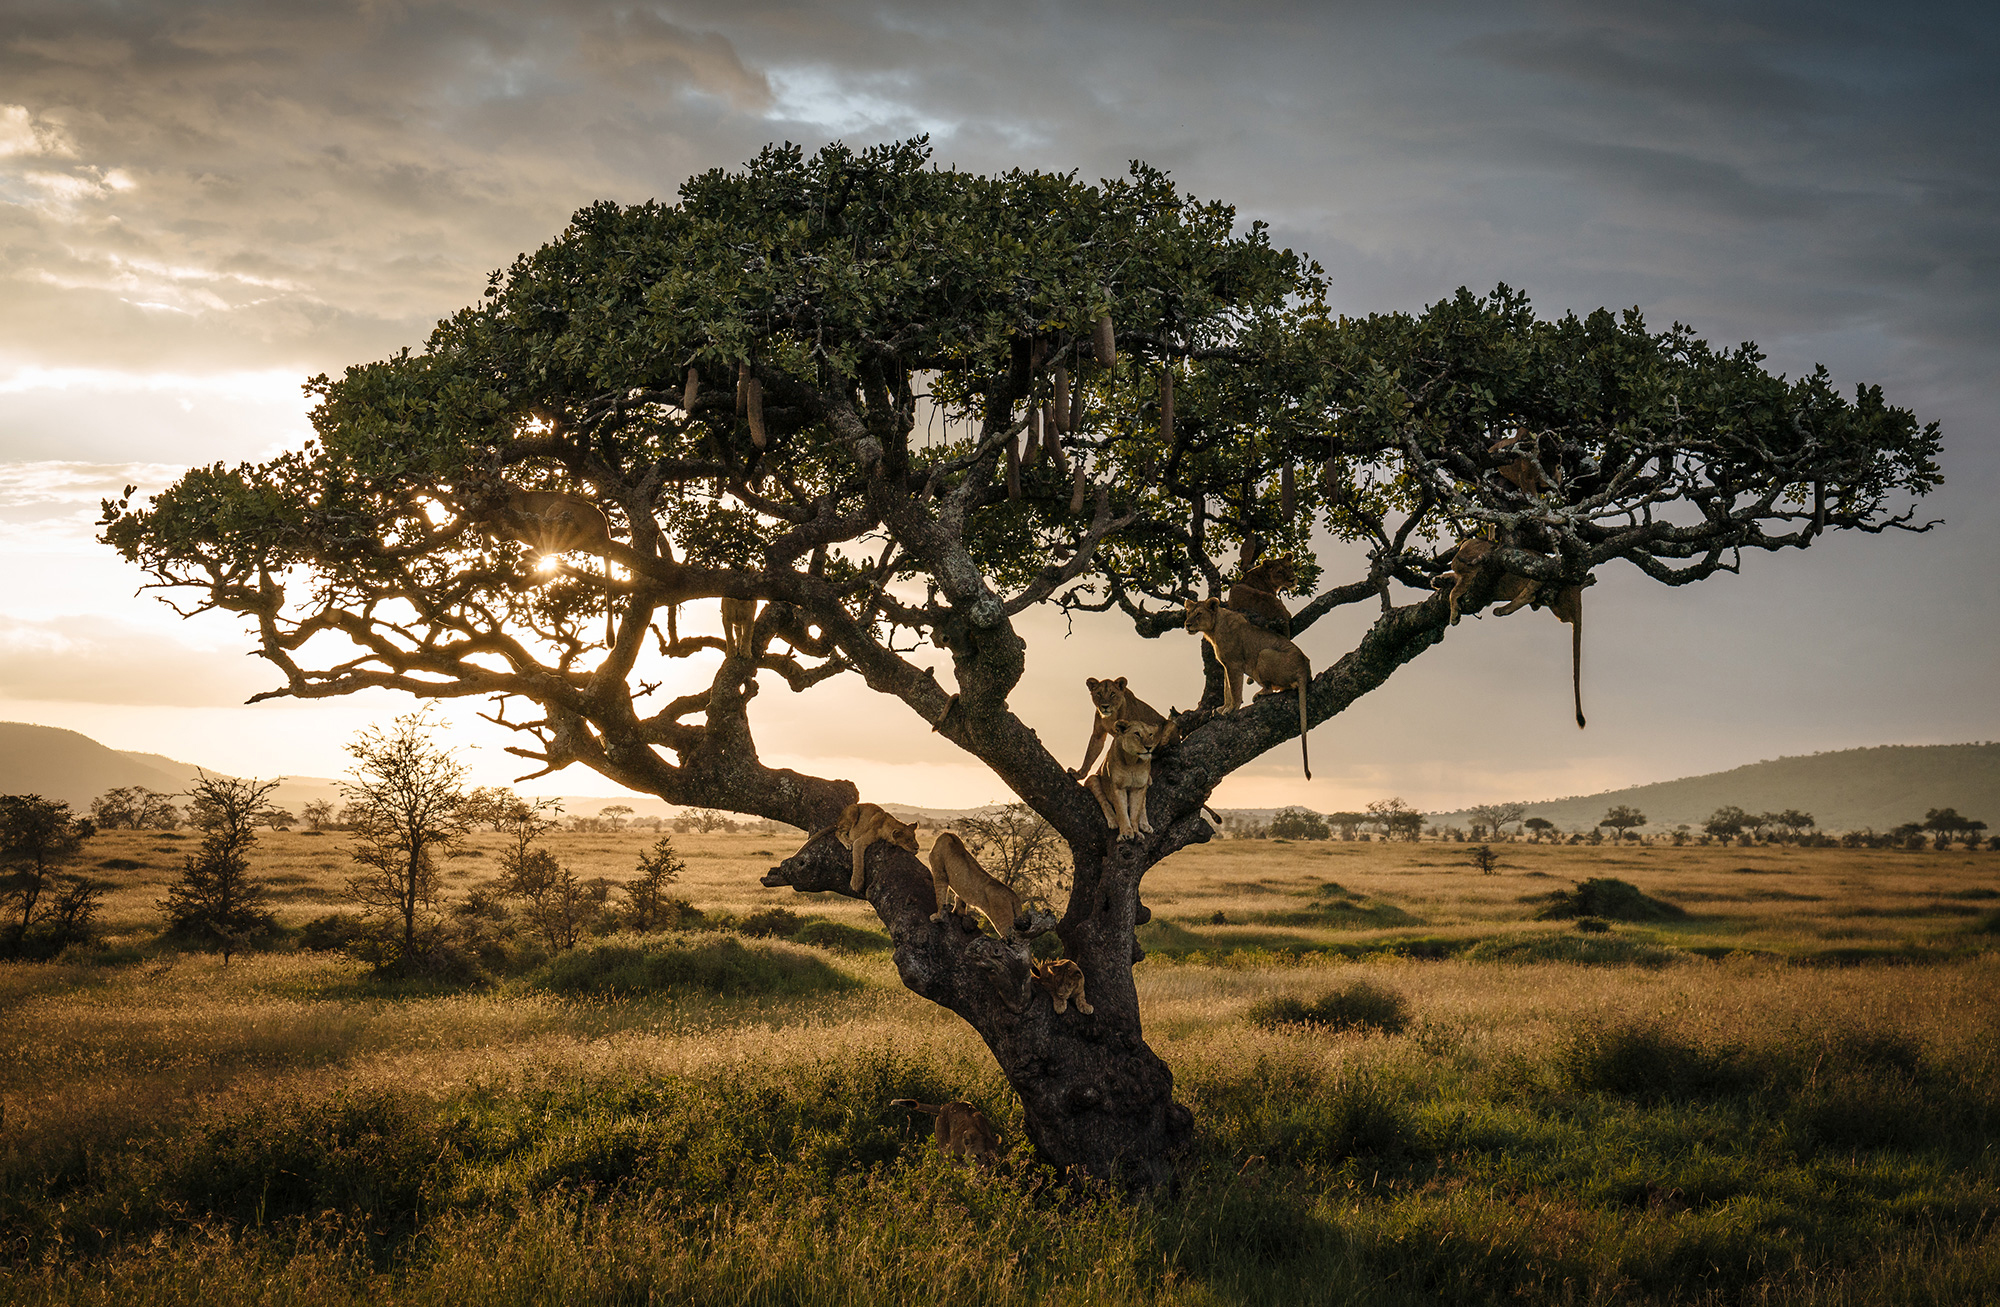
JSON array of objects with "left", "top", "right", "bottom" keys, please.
[{"left": 3, "top": 829, "right": 1997, "bottom": 1305}]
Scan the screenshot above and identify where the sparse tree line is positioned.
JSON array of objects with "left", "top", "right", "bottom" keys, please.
[
  {"left": 87, "top": 783, "right": 788, "bottom": 841},
  {"left": 1228, "top": 798, "right": 1425, "bottom": 842},
  {"left": 1219, "top": 799, "right": 1996, "bottom": 852}
]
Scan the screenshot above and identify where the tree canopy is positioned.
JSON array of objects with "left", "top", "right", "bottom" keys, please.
[{"left": 99, "top": 139, "right": 1941, "bottom": 1186}]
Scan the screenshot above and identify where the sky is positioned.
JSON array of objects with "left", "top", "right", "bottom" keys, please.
[{"left": 1, "top": 0, "right": 1995, "bottom": 814}]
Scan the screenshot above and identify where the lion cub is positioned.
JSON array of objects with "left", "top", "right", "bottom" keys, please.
[
  {"left": 1085, "top": 718, "right": 1161, "bottom": 840},
  {"left": 1031, "top": 958, "right": 1093, "bottom": 1014},
  {"left": 818, "top": 802, "right": 920, "bottom": 893},
  {"left": 1183, "top": 597, "right": 1312, "bottom": 779},
  {"left": 1076, "top": 676, "right": 1175, "bottom": 778},
  {"left": 928, "top": 831, "right": 1040, "bottom": 938},
  {"left": 890, "top": 1099, "right": 1002, "bottom": 1166}
]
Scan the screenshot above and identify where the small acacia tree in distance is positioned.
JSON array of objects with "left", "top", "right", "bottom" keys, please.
[
  {"left": 1523, "top": 817, "right": 1557, "bottom": 842},
  {"left": 1467, "top": 803, "right": 1527, "bottom": 841},
  {"left": 1269, "top": 807, "right": 1331, "bottom": 840},
  {"left": 101, "top": 140, "right": 1942, "bottom": 1188},
  {"left": 1369, "top": 798, "right": 1425, "bottom": 842},
  {"left": 90, "top": 786, "right": 179, "bottom": 830},
  {"left": 1326, "top": 812, "right": 1369, "bottom": 841},
  {"left": 1600, "top": 805, "right": 1648, "bottom": 840},
  {"left": 1705, "top": 806, "right": 1751, "bottom": 840},
  {"left": 1922, "top": 807, "right": 1985, "bottom": 847},
  {"left": 300, "top": 798, "right": 337, "bottom": 832},
  {"left": 162, "top": 772, "right": 281, "bottom": 962},
  {"left": 341, "top": 710, "right": 478, "bottom": 973}
]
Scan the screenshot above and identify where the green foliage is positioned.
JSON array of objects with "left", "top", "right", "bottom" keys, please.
[
  {"left": 528, "top": 932, "right": 857, "bottom": 997},
  {"left": 96, "top": 142, "right": 1942, "bottom": 849},
  {"left": 1246, "top": 980, "right": 1411, "bottom": 1035},
  {"left": 1533, "top": 877, "right": 1687, "bottom": 922}
]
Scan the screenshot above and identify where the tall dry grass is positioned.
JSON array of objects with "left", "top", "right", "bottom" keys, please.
[{"left": 5, "top": 835, "right": 1997, "bottom": 1303}]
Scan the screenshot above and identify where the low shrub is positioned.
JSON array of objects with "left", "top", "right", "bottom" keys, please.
[
  {"left": 1532, "top": 877, "right": 1686, "bottom": 921},
  {"left": 296, "top": 912, "right": 371, "bottom": 953},
  {"left": 732, "top": 906, "right": 806, "bottom": 938},
  {"left": 530, "top": 933, "right": 858, "bottom": 997},
  {"left": 1247, "top": 979, "right": 1410, "bottom": 1035}
]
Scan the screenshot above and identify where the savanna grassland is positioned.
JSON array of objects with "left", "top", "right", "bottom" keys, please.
[{"left": 4, "top": 829, "right": 1998, "bottom": 1305}]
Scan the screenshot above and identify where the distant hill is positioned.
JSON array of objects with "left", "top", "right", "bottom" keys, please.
[
  {"left": 1432, "top": 743, "right": 2000, "bottom": 834},
  {"left": 0, "top": 721, "right": 708, "bottom": 820},
  {"left": 0, "top": 723, "right": 190, "bottom": 809}
]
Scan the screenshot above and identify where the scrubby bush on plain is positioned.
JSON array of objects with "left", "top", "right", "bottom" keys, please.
[
  {"left": 1533, "top": 877, "right": 1685, "bottom": 922},
  {"left": 1247, "top": 979, "right": 1410, "bottom": 1035}
]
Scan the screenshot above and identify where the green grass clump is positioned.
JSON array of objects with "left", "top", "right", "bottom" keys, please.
[
  {"left": 791, "top": 919, "right": 893, "bottom": 952},
  {"left": 1554, "top": 1023, "right": 1754, "bottom": 1100},
  {"left": 1532, "top": 877, "right": 1688, "bottom": 922},
  {"left": 1247, "top": 980, "right": 1411, "bottom": 1035},
  {"left": 1245, "top": 900, "right": 1419, "bottom": 929},
  {"left": 729, "top": 906, "right": 807, "bottom": 937},
  {"left": 1466, "top": 932, "right": 1685, "bottom": 967},
  {"left": 529, "top": 933, "right": 857, "bottom": 997}
]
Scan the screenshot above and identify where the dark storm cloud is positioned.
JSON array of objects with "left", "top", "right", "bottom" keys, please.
[
  {"left": 0, "top": 1, "right": 783, "bottom": 373},
  {"left": 3, "top": 0, "right": 1993, "bottom": 378}
]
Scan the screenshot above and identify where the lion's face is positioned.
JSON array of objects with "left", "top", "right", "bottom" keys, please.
[
  {"left": 887, "top": 816, "right": 919, "bottom": 854},
  {"left": 1183, "top": 598, "right": 1219, "bottom": 633},
  {"left": 1112, "top": 719, "right": 1158, "bottom": 763},
  {"left": 1246, "top": 557, "right": 1296, "bottom": 591},
  {"left": 1086, "top": 676, "right": 1129, "bottom": 717}
]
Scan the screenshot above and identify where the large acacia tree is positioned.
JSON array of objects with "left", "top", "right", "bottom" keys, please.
[{"left": 103, "top": 140, "right": 1939, "bottom": 1189}]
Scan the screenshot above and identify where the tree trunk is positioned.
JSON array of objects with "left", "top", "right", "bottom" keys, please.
[{"left": 763, "top": 833, "right": 1190, "bottom": 1189}]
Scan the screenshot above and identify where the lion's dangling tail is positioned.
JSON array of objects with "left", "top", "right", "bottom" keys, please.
[
  {"left": 1572, "top": 600, "right": 1586, "bottom": 729},
  {"left": 1298, "top": 663, "right": 1312, "bottom": 780}
]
